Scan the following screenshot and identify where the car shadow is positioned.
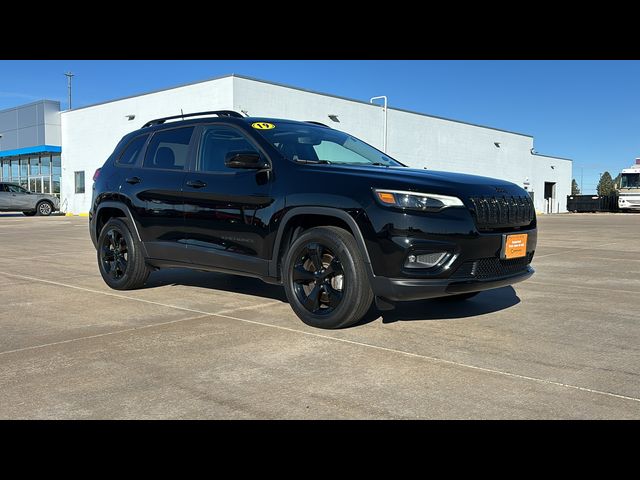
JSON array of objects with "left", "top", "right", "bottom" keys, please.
[
  {"left": 142, "top": 269, "right": 520, "bottom": 324},
  {"left": 144, "top": 268, "right": 289, "bottom": 302},
  {"left": 356, "top": 286, "right": 521, "bottom": 326}
]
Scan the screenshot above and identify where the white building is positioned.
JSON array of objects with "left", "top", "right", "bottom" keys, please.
[{"left": 57, "top": 74, "right": 571, "bottom": 214}]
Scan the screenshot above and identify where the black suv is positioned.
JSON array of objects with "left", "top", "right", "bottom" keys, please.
[{"left": 90, "top": 110, "right": 536, "bottom": 329}]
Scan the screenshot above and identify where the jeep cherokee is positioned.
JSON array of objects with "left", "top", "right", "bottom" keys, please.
[{"left": 90, "top": 110, "right": 536, "bottom": 329}]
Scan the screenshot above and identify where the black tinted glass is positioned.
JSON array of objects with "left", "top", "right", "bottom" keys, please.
[
  {"left": 198, "top": 126, "right": 259, "bottom": 172},
  {"left": 118, "top": 135, "right": 148, "bottom": 166},
  {"left": 143, "top": 127, "right": 195, "bottom": 170}
]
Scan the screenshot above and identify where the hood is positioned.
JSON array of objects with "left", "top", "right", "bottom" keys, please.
[{"left": 297, "top": 164, "right": 528, "bottom": 198}]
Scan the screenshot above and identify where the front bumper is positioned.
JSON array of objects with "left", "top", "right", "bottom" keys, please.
[{"left": 370, "top": 266, "right": 534, "bottom": 302}]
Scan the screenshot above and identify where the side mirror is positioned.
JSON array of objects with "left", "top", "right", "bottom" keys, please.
[{"left": 225, "top": 151, "right": 270, "bottom": 170}]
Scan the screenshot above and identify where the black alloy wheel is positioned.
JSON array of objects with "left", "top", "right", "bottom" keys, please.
[
  {"left": 100, "top": 228, "right": 129, "bottom": 281},
  {"left": 97, "top": 218, "right": 150, "bottom": 290},
  {"left": 292, "top": 242, "right": 344, "bottom": 315},
  {"left": 283, "top": 226, "right": 373, "bottom": 329}
]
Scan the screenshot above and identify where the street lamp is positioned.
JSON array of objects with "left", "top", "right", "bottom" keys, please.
[{"left": 370, "top": 96, "right": 388, "bottom": 153}]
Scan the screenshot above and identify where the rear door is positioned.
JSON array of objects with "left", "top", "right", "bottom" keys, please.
[
  {"left": 118, "top": 127, "right": 195, "bottom": 263},
  {"left": 182, "top": 124, "right": 275, "bottom": 275}
]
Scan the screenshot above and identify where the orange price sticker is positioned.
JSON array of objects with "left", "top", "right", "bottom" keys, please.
[{"left": 504, "top": 234, "right": 528, "bottom": 259}]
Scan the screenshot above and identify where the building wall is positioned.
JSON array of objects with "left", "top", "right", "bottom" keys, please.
[
  {"left": 60, "top": 77, "right": 234, "bottom": 214},
  {"left": 232, "top": 76, "right": 571, "bottom": 213},
  {"left": 60, "top": 75, "right": 571, "bottom": 214},
  {"left": 0, "top": 100, "right": 61, "bottom": 150}
]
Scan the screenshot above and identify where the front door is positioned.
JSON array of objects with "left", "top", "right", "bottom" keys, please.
[
  {"left": 6, "top": 184, "right": 34, "bottom": 210},
  {"left": 182, "top": 124, "right": 275, "bottom": 276}
]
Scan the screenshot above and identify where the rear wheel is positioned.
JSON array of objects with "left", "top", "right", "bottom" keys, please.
[
  {"left": 97, "top": 218, "right": 150, "bottom": 290},
  {"left": 283, "top": 226, "right": 373, "bottom": 329},
  {"left": 35, "top": 201, "right": 53, "bottom": 216}
]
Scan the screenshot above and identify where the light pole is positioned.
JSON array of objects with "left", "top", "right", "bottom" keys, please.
[
  {"left": 64, "top": 72, "right": 75, "bottom": 110},
  {"left": 370, "top": 96, "right": 387, "bottom": 153}
]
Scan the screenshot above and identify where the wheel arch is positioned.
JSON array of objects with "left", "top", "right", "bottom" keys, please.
[
  {"left": 93, "top": 201, "right": 145, "bottom": 252},
  {"left": 269, "top": 207, "right": 373, "bottom": 279}
]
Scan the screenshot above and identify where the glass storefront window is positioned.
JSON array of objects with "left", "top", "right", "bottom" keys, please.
[
  {"left": 1, "top": 160, "right": 8, "bottom": 180},
  {"left": 11, "top": 159, "right": 19, "bottom": 179},
  {"left": 20, "top": 158, "right": 28, "bottom": 177},
  {"left": 52, "top": 179, "right": 60, "bottom": 194},
  {"left": 52, "top": 155, "right": 61, "bottom": 176},
  {"left": 29, "top": 156, "right": 39, "bottom": 176},
  {"left": 41, "top": 155, "right": 51, "bottom": 175},
  {"left": 43, "top": 177, "right": 51, "bottom": 194},
  {"left": 20, "top": 179, "right": 29, "bottom": 190}
]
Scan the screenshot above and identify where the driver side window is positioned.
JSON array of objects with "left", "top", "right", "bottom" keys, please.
[{"left": 198, "top": 125, "right": 259, "bottom": 173}]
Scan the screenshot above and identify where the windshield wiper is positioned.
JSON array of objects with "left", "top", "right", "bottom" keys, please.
[{"left": 294, "top": 158, "right": 331, "bottom": 164}]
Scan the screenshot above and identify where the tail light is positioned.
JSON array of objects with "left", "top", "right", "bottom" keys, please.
[{"left": 93, "top": 168, "right": 101, "bottom": 182}]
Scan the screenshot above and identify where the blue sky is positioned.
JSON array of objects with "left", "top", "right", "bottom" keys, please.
[{"left": 1, "top": 60, "right": 638, "bottom": 193}]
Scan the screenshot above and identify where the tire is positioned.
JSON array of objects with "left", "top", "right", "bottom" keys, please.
[
  {"left": 97, "top": 217, "right": 150, "bottom": 290},
  {"left": 438, "top": 291, "right": 481, "bottom": 301},
  {"left": 283, "top": 226, "right": 373, "bottom": 329},
  {"left": 35, "top": 201, "right": 53, "bottom": 216},
  {"left": 23, "top": 211, "right": 36, "bottom": 216}
]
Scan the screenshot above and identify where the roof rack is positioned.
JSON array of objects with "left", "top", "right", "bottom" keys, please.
[
  {"left": 305, "top": 121, "right": 330, "bottom": 128},
  {"left": 142, "top": 110, "right": 244, "bottom": 128}
]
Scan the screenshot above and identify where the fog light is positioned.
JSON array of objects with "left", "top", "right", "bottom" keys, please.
[{"left": 405, "top": 252, "right": 448, "bottom": 269}]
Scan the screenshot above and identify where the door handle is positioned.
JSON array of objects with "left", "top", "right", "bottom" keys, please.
[
  {"left": 186, "top": 180, "right": 207, "bottom": 188},
  {"left": 125, "top": 177, "right": 142, "bottom": 185}
]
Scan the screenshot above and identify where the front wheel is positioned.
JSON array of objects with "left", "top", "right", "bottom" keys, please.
[
  {"left": 97, "top": 218, "right": 150, "bottom": 290},
  {"left": 283, "top": 226, "right": 373, "bottom": 329},
  {"left": 36, "top": 201, "right": 53, "bottom": 216}
]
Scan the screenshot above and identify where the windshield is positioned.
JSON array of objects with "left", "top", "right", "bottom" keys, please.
[
  {"left": 254, "top": 122, "right": 403, "bottom": 167},
  {"left": 620, "top": 173, "right": 640, "bottom": 188}
]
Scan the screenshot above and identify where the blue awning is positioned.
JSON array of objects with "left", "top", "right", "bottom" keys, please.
[{"left": 0, "top": 145, "right": 61, "bottom": 159}]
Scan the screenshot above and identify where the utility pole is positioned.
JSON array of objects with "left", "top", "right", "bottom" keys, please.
[
  {"left": 370, "top": 96, "right": 388, "bottom": 153},
  {"left": 64, "top": 72, "right": 75, "bottom": 110}
]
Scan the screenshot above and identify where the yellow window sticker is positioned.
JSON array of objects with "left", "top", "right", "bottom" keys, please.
[{"left": 251, "top": 122, "right": 276, "bottom": 130}]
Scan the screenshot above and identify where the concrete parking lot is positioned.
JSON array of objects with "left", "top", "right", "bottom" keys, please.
[{"left": 0, "top": 213, "right": 639, "bottom": 419}]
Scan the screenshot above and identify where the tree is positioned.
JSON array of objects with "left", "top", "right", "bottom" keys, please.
[
  {"left": 597, "top": 171, "right": 616, "bottom": 196},
  {"left": 571, "top": 179, "right": 581, "bottom": 195},
  {"left": 613, "top": 173, "right": 621, "bottom": 189}
]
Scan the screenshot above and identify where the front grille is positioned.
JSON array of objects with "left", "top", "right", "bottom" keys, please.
[
  {"left": 469, "top": 195, "right": 534, "bottom": 231},
  {"left": 451, "top": 253, "right": 533, "bottom": 280}
]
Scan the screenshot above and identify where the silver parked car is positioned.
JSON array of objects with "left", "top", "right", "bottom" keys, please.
[{"left": 0, "top": 182, "right": 60, "bottom": 216}]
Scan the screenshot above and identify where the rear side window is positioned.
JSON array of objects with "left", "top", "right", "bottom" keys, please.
[
  {"left": 143, "top": 127, "right": 195, "bottom": 170},
  {"left": 117, "top": 135, "right": 148, "bottom": 166}
]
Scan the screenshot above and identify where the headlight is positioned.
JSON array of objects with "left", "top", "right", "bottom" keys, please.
[{"left": 373, "top": 189, "right": 464, "bottom": 212}]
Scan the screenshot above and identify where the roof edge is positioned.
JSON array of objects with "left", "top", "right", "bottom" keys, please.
[
  {"left": 0, "top": 99, "right": 61, "bottom": 115},
  {"left": 532, "top": 152, "right": 573, "bottom": 162}
]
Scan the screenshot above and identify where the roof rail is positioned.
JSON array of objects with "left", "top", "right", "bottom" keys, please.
[
  {"left": 142, "top": 110, "right": 244, "bottom": 128},
  {"left": 305, "top": 121, "right": 330, "bottom": 128}
]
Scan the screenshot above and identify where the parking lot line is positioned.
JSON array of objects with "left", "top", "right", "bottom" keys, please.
[
  {"left": 0, "top": 313, "right": 211, "bottom": 357},
  {"left": 534, "top": 242, "right": 620, "bottom": 258},
  {"left": 1, "top": 269, "right": 639, "bottom": 407},
  {"left": 527, "top": 281, "right": 640, "bottom": 295}
]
